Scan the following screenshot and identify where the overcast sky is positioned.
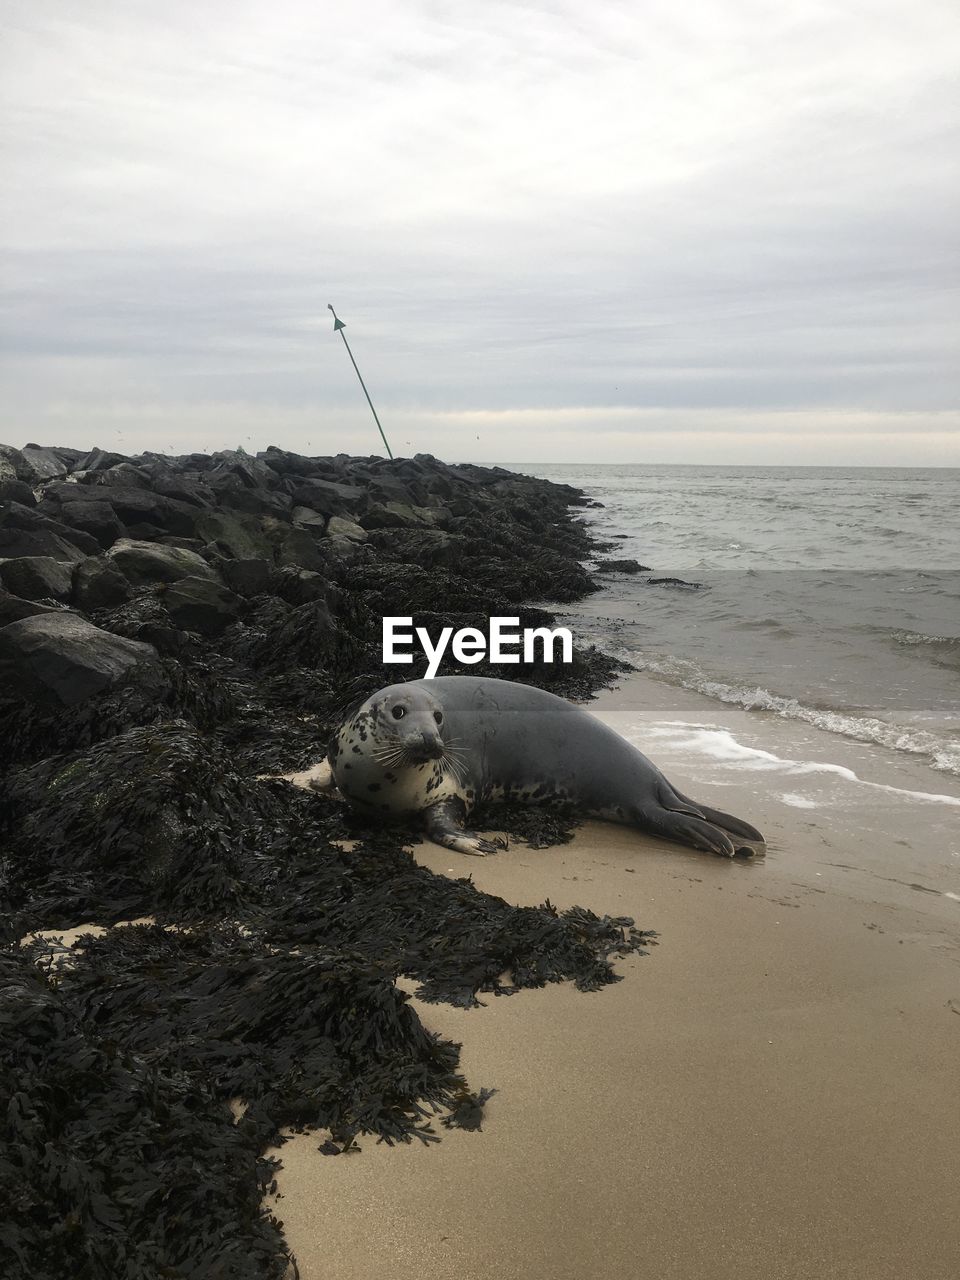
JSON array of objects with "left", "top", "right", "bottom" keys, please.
[{"left": 1, "top": 0, "right": 958, "bottom": 465}]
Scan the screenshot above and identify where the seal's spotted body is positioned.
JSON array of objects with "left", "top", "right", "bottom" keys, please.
[{"left": 328, "top": 677, "right": 765, "bottom": 858}]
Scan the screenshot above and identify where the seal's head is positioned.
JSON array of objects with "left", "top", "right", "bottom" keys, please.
[{"left": 359, "top": 681, "right": 446, "bottom": 764}]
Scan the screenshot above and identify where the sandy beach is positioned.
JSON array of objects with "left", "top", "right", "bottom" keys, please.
[{"left": 270, "top": 672, "right": 960, "bottom": 1280}]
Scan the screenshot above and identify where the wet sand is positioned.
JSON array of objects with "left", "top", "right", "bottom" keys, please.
[{"left": 270, "top": 673, "right": 960, "bottom": 1280}]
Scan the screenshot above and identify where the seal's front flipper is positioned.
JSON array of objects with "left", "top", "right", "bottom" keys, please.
[{"left": 423, "top": 798, "right": 509, "bottom": 857}]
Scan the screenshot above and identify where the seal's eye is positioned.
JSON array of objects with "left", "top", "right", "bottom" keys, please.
[
  {"left": 433, "top": 711, "right": 443, "bottom": 725},
  {"left": 391, "top": 705, "right": 406, "bottom": 720}
]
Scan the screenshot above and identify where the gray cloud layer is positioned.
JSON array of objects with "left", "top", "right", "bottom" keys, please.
[{"left": 1, "top": 0, "right": 958, "bottom": 463}]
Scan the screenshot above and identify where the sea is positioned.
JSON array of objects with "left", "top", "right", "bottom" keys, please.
[{"left": 509, "top": 464, "right": 960, "bottom": 784}]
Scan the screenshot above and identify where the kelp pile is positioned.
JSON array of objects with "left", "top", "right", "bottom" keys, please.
[{"left": 0, "top": 444, "right": 651, "bottom": 1278}]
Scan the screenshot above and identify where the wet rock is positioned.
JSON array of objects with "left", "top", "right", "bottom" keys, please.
[
  {"left": 20, "top": 444, "right": 68, "bottom": 481},
  {"left": 291, "top": 505, "right": 327, "bottom": 528},
  {"left": 77, "top": 447, "right": 128, "bottom": 472},
  {"left": 0, "top": 589, "right": 63, "bottom": 628},
  {"left": 594, "top": 558, "right": 651, "bottom": 574},
  {"left": 162, "top": 576, "right": 242, "bottom": 637},
  {"left": 107, "top": 538, "right": 219, "bottom": 586},
  {"left": 325, "top": 515, "right": 367, "bottom": 543},
  {"left": 368, "top": 527, "right": 456, "bottom": 567},
  {"left": 0, "top": 526, "right": 89, "bottom": 563},
  {"left": 0, "top": 556, "right": 74, "bottom": 602},
  {"left": 72, "top": 556, "right": 134, "bottom": 611},
  {"left": 274, "top": 567, "right": 334, "bottom": 606},
  {"left": 0, "top": 612, "right": 157, "bottom": 707},
  {"left": 0, "top": 444, "right": 22, "bottom": 483},
  {"left": 193, "top": 510, "right": 273, "bottom": 560},
  {"left": 53, "top": 498, "right": 125, "bottom": 548},
  {"left": 647, "top": 576, "right": 703, "bottom": 589},
  {"left": 0, "top": 478, "right": 36, "bottom": 506},
  {"left": 277, "top": 527, "right": 327, "bottom": 572},
  {"left": 287, "top": 477, "right": 366, "bottom": 517},
  {"left": 220, "top": 557, "right": 273, "bottom": 597},
  {"left": 360, "top": 501, "right": 441, "bottom": 530}
]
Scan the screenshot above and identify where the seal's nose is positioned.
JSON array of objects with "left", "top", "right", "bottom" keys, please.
[{"left": 420, "top": 731, "right": 444, "bottom": 759}]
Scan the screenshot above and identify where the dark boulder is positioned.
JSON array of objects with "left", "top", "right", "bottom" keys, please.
[
  {"left": 0, "top": 589, "right": 62, "bottom": 628},
  {"left": 367, "top": 528, "right": 457, "bottom": 568},
  {"left": 53, "top": 498, "right": 125, "bottom": 548},
  {"left": 273, "top": 566, "right": 334, "bottom": 607},
  {"left": 0, "top": 479, "right": 36, "bottom": 506},
  {"left": 594, "top": 558, "right": 652, "bottom": 574},
  {"left": 291, "top": 505, "right": 327, "bottom": 528},
  {"left": 325, "top": 515, "right": 367, "bottom": 543},
  {"left": 360, "top": 501, "right": 444, "bottom": 531},
  {"left": 277, "top": 527, "right": 327, "bottom": 572},
  {"left": 72, "top": 556, "right": 134, "bottom": 611},
  {"left": 286, "top": 477, "right": 366, "bottom": 517},
  {"left": 76, "top": 447, "right": 128, "bottom": 473},
  {"left": 0, "top": 556, "right": 74, "bottom": 602},
  {"left": 0, "top": 526, "right": 89, "bottom": 563},
  {"left": 162, "top": 576, "right": 242, "bottom": 637},
  {"left": 107, "top": 538, "right": 219, "bottom": 586},
  {"left": 0, "top": 612, "right": 157, "bottom": 707},
  {"left": 220, "top": 557, "right": 273, "bottom": 597},
  {"left": 20, "top": 444, "right": 68, "bottom": 481}
]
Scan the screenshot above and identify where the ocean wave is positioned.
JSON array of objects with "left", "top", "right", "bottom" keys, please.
[
  {"left": 638, "top": 656, "right": 960, "bottom": 777},
  {"left": 638, "top": 723, "right": 960, "bottom": 807},
  {"left": 892, "top": 630, "right": 960, "bottom": 650}
]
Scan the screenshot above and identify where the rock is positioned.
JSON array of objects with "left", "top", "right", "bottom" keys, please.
[
  {"left": 221, "top": 558, "right": 273, "bottom": 597},
  {"left": 0, "top": 589, "right": 63, "bottom": 628},
  {"left": 106, "top": 488, "right": 201, "bottom": 537},
  {"left": 193, "top": 510, "right": 273, "bottom": 560},
  {"left": 0, "top": 527, "right": 89, "bottom": 562},
  {"left": 20, "top": 444, "right": 68, "bottom": 481},
  {"left": 257, "top": 446, "right": 325, "bottom": 479},
  {"left": 3, "top": 501, "right": 103, "bottom": 557},
  {"left": 0, "top": 445, "right": 22, "bottom": 484},
  {"left": 0, "top": 478, "right": 36, "bottom": 506},
  {"left": 287, "top": 477, "right": 366, "bottom": 518},
  {"left": 72, "top": 556, "right": 134, "bottom": 611},
  {"left": 274, "top": 567, "right": 333, "bottom": 606},
  {"left": 594, "top": 558, "right": 651, "bottom": 574},
  {"left": 0, "top": 557, "right": 74, "bottom": 602},
  {"left": 162, "top": 576, "right": 241, "bottom": 637},
  {"left": 360, "top": 501, "right": 442, "bottom": 531},
  {"left": 107, "top": 539, "right": 219, "bottom": 586},
  {"left": 647, "top": 576, "right": 703, "bottom": 590},
  {"left": 77, "top": 448, "right": 128, "bottom": 473},
  {"left": 54, "top": 499, "right": 125, "bottom": 549},
  {"left": 325, "top": 516, "right": 367, "bottom": 543},
  {"left": 368, "top": 528, "right": 456, "bottom": 567},
  {"left": 0, "top": 612, "right": 157, "bottom": 707},
  {"left": 277, "top": 527, "right": 327, "bottom": 572},
  {"left": 291, "top": 505, "right": 327, "bottom": 528}
]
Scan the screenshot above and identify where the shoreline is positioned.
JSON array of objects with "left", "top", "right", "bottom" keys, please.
[
  {"left": 4, "top": 443, "right": 958, "bottom": 1277},
  {"left": 270, "top": 667, "right": 960, "bottom": 1280}
]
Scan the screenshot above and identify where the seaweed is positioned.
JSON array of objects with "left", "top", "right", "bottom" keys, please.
[{"left": 0, "top": 449, "right": 654, "bottom": 1279}]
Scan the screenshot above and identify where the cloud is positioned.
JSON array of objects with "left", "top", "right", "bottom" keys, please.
[{"left": 1, "top": 0, "right": 958, "bottom": 462}]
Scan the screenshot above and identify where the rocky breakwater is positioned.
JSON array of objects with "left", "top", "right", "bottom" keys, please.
[
  {"left": 0, "top": 441, "right": 651, "bottom": 1280},
  {"left": 0, "top": 441, "right": 613, "bottom": 722}
]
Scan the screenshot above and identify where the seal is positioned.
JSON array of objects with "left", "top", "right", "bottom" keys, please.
[{"left": 326, "top": 676, "right": 764, "bottom": 858}]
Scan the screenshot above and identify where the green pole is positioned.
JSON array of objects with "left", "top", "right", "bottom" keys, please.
[{"left": 327, "top": 304, "right": 394, "bottom": 459}]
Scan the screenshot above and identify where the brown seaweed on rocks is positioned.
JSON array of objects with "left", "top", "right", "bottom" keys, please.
[{"left": 0, "top": 445, "right": 652, "bottom": 1279}]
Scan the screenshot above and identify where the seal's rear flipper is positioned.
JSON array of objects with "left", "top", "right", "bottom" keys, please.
[
  {"left": 694, "top": 804, "right": 764, "bottom": 846},
  {"left": 667, "top": 787, "right": 765, "bottom": 850},
  {"left": 423, "top": 797, "right": 509, "bottom": 857},
  {"left": 635, "top": 805, "right": 738, "bottom": 856}
]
